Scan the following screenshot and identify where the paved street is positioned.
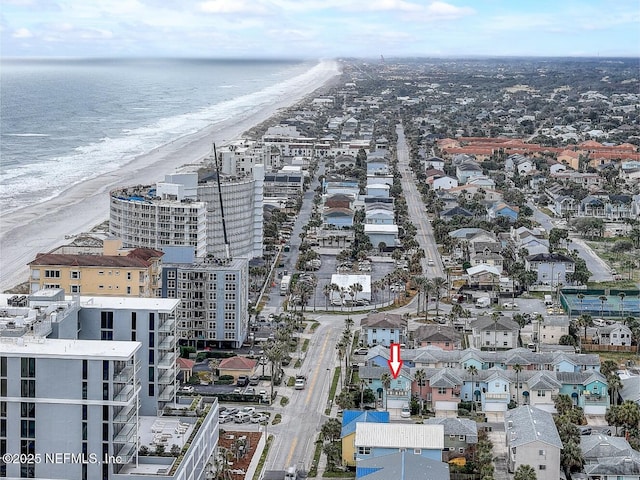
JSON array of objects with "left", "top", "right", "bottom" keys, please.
[
  {"left": 529, "top": 202, "right": 614, "bottom": 282},
  {"left": 396, "top": 124, "right": 445, "bottom": 279}
]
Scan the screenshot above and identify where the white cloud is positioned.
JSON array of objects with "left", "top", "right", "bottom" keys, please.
[
  {"left": 198, "top": 0, "right": 270, "bottom": 14},
  {"left": 12, "top": 27, "right": 32, "bottom": 38},
  {"left": 365, "top": 0, "right": 422, "bottom": 12},
  {"left": 425, "top": 1, "right": 475, "bottom": 19}
]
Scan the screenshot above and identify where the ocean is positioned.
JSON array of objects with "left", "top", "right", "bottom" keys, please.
[{"left": 0, "top": 58, "right": 324, "bottom": 213}]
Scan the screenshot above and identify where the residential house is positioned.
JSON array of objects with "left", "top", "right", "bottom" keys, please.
[
  {"left": 580, "top": 195, "right": 606, "bottom": 217},
  {"left": 429, "top": 175, "right": 459, "bottom": 190},
  {"left": 470, "top": 242, "right": 504, "bottom": 272},
  {"left": 556, "top": 371, "right": 609, "bottom": 414},
  {"left": 466, "top": 264, "right": 501, "bottom": 289},
  {"left": 218, "top": 356, "right": 257, "bottom": 381},
  {"left": 354, "top": 423, "right": 444, "bottom": 462},
  {"left": 423, "top": 369, "right": 464, "bottom": 418},
  {"left": 470, "top": 316, "right": 520, "bottom": 350},
  {"left": 581, "top": 434, "right": 640, "bottom": 480},
  {"left": 323, "top": 207, "right": 354, "bottom": 228},
  {"left": 360, "top": 313, "right": 407, "bottom": 347},
  {"left": 456, "top": 162, "right": 484, "bottom": 184},
  {"left": 466, "top": 175, "right": 496, "bottom": 188},
  {"left": 412, "top": 325, "right": 462, "bottom": 350},
  {"left": 364, "top": 224, "right": 400, "bottom": 249},
  {"left": 538, "top": 316, "right": 570, "bottom": 345},
  {"left": 425, "top": 156, "right": 445, "bottom": 170},
  {"left": 355, "top": 451, "right": 450, "bottom": 480},
  {"left": 597, "top": 323, "right": 633, "bottom": 346},
  {"left": 620, "top": 375, "right": 640, "bottom": 406},
  {"left": 358, "top": 366, "right": 413, "bottom": 412},
  {"left": 364, "top": 206, "right": 394, "bottom": 225},
  {"left": 488, "top": 202, "right": 519, "bottom": 222},
  {"left": 325, "top": 193, "right": 353, "bottom": 209},
  {"left": 525, "top": 253, "right": 576, "bottom": 287},
  {"left": 424, "top": 417, "right": 478, "bottom": 461},
  {"left": 505, "top": 406, "right": 563, "bottom": 480},
  {"left": 365, "top": 183, "right": 390, "bottom": 198},
  {"left": 341, "top": 410, "right": 389, "bottom": 467},
  {"left": 177, "top": 357, "right": 195, "bottom": 383},
  {"left": 524, "top": 371, "right": 562, "bottom": 412},
  {"left": 440, "top": 206, "right": 473, "bottom": 221}
]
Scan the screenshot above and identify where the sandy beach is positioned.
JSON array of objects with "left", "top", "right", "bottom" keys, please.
[{"left": 0, "top": 60, "right": 341, "bottom": 291}]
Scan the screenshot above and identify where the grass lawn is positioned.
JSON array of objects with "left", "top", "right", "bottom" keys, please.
[{"left": 596, "top": 350, "right": 639, "bottom": 367}]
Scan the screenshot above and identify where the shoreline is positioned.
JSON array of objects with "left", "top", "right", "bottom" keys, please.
[{"left": 0, "top": 61, "right": 341, "bottom": 291}]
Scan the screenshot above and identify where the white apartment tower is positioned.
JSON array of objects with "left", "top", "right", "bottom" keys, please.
[{"left": 110, "top": 165, "right": 264, "bottom": 260}]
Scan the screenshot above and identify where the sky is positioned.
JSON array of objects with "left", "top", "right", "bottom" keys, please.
[{"left": 2, "top": 0, "right": 639, "bottom": 59}]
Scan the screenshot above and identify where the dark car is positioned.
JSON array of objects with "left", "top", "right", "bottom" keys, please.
[
  {"left": 579, "top": 426, "right": 592, "bottom": 435},
  {"left": 237, "top": 375, "right": 249, "bottom": 387}
]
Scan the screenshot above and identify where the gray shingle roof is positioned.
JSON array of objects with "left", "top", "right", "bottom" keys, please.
[
  {"left": 505, "top": 406, "right": 563, "bottom": 449},
  {"left": 424, "top": 417, "right": 478, "bottom": 443},
  {"left": 355, "top": 451, "right": 449, "bottom": 480}
]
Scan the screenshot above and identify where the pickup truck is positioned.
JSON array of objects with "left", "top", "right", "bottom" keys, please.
[{"left": 294, "top": 375, "right": 307, "bottom": 390}]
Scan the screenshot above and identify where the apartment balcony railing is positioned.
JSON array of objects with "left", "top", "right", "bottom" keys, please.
[
  {"left": 158, "top": 319, "right": 176, "bottom": 333},
  {"left": 158, "top": 352, "right": 176, "bottom": 369},
  {"left": 114, "top": 422, "right": 136, "bottom": 444},
  {"left": 485, "top": 393, "right": 509, "bottom": 401},
  {"left": 114, "top": 442, "right": 136, "bottom": 465},
  {"left": 113, "top": 403, "right": 136, "bottom": 424},
  {"left": 158, "top": 335, "right": 175, "bottom": 351},
  {"left": 159, "top": 385, "right": 175, "bottom": 401},
  {"left": 158, "top": 370, "right": 175, "bottom": 385},
  {"left": 114, "top": 384, "right": 137, "bottom": 404},
  {"left": 113, "top": 361, "right": 140, "bottom": 384}
]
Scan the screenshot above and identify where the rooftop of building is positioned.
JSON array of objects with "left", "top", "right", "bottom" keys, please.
[
  {"left": 355, "top": 423, "right": 444, "bottom": 449},
  {"left": 77, "top": 295, "right": 180, "bottom": 313},
  {"left": 505, "top": 405, "right": 563, "bottom": 449},
  {"left": 0, "top": 336, "right": 140, "bottom": 359}
]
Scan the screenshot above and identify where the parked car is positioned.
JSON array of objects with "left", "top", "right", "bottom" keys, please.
[
  {"left": 249, "top": 375, "right": 260, "bottom": 386},
  {"left": 401, "top": 405, "right": 411, "bottom": 418},
  {"left": 579, "top": 426, "right": 592, "bottom": 435},
  {"left": 245, "top": 387, "right": 256, "bottom": 395},
  {"left": 237, "top": 375, "right": 249, "bottom": 387},
  {"left": 355, "top": 348, "right": 369, "bottom": 355},
  {"left": 219, "top": 414, "right": 234, "bottom": 424},
  {"left": 251, "top": 413, "right": 269, "bottom": 423},
  {"left": 233, "top": 387, "right": 242, "bottom": 394},
  {"left": 180, "top": 385, "right": 194, "bottom": 393},
  {"left": 241, "top": 406, "right": 256, "bottom": 415}
]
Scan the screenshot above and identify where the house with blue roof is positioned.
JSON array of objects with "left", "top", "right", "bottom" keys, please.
[
  {"left": 355, "top": 450, "right": 449, "bottom": 480},
  {"left": 340, "top": 410, "right": 389, "bottom": 467}
]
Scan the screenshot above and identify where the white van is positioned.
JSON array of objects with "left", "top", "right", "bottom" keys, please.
[{"left": 234, "top": 412, "right": 252, "bottom": 424}]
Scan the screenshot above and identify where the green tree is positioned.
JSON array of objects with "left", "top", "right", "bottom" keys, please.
[
  {"left": 514, "top": 464, "right": 537, "bottom": 480},
  {"left": 554, "top": 394, "right": 574, "bottom": 416},
  {"left": 320, "top": 418, "right": 342, "bottom": 443},
  {"left": 380, "top": 372, "right": 392, "bottom": 411},
  {"left": 414, "top": 369, "right": 426, "bottom": 413}
]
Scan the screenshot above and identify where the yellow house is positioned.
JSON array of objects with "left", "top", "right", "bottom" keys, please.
[
  {"left": 28, "top": 248, "right": 163, "bottom": 297},
  {"left": 340, "top": 410, "right": 389, "bottom": 467}
]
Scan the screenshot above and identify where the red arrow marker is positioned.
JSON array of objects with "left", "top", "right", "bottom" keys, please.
[{"left": 388, "top": 343, "right": 403, "bottom": 379}]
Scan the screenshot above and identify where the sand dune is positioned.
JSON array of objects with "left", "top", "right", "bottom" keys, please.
[{"left": 0, "top": 60, "right": 341, "bottom": 291}]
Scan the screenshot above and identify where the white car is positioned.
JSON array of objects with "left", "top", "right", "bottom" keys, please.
[
  {"left": 400, "top": 405, "right": 411, "bottom": 418},
  {"left": 251, "top": 413, "right": 269, "bottom": 423},
  {"left": 241, "top": 406, "right": 256, "bottom": 415},
  {"left": 219, "top": 414, "right": 234, "bottom": 424},
  {"left": 180, "top": 385, "right": 194, "bottom": 393}
]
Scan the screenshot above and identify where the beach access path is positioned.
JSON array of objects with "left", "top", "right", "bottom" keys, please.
[{"left": 0, "top": 61, "right": 341, "bottom": 292}]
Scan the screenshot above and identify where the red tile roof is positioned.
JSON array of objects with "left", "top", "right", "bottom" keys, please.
[{"left": 219, "top": 356, "right": 257, "bottom": 370}]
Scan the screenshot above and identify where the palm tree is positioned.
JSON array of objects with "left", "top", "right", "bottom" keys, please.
[
  {"left": 336, "top": 341, "right": 346, "bottom": 388},
  {"left": 264, "top": 341, "right": 285, "bottom": 401},
  {"left": 432, "top": 277, "right": 447, "bottom": 317},
  {"left": 380, "top": 373, "right": 391, "bottom": 411},
  {"left": 599, "top": 295, "right": 608, "bottom": 319},
  {"left": 413, "top": 276, "right": 427, "bottom": 315},
  {"left": 577, "top": 292, "right": 585, "bottom": 318},
  {"left": 577, "top": 314, "right": 593, "bottom": 344},
  {"left": 468, "top": 365, "right": 478, "bottom": 410},
  {"left": 348, "top": 282, "right": 363, "bottom": 306},
  {"left": 322, "top": 284, "right": 333, "bottom": 310},
  {"left": 617, "top": 400, "right": 640, "bottom": 437},
  {"left": 561, "top": 439, "right": 584, "bottom": 477},
  {"left": 514, "top": 464, "right": 537, "bottom": 480},
  {"left": 423, "top": 279, "right": 435, "bottom": 322},
  {"left": 491, "top": 312, "right": 501, "bottom": 352},
  {"left": 359, "top": 378, "right": 368, "bottom": 409},
  {"left": 514, "top": 364, "right": 522, "bottom": 406},
  {"left": 618, "top": 292, "right": 626, "bottom": 320},
  {"left": 607, "top": 373, "right": 622, "bottom": 406},
  {"left": 208, "top": 358, "right": 220, "bottom": 379},
  {"left": 414, "top": 369, "right": 426, "bottom": 414}
]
